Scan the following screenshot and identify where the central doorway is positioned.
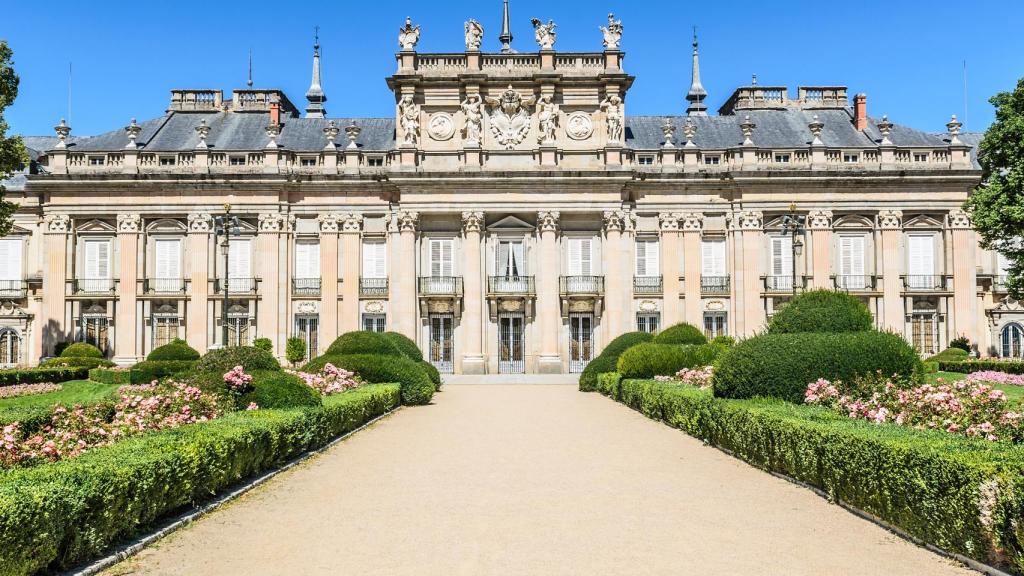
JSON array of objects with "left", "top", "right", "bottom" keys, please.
[
  {"left": 429, "top": 314, "right": 454, "bottom": 374},
  {"left": 498, "top": 312, "right": 525, "bottom": 373},
  {"left": 569, "top": 313, "right": 594, "bottom": 373}
]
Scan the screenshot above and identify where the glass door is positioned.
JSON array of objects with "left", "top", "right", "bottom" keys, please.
[
  {"left": 498, "top": 313, "right": 524, "bottom": 373},
  {"left": 429, "top": 314, "right": 454, "bottom": 374},
  {"left": 569, "top": 313, "right": 594, "bottom": 373}
]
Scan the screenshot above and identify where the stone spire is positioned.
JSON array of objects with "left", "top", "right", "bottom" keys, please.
[
  {"left": 685, "top": 28, "right": 708, "bottom": 116},
  {"left": 305, "top": 27, "right": 327, "bottom": 118},
  {"left": 499, "top": 0, "right": 514, "bottom": 53},
  {"left": 247, "top": 49, "right": 253, "bottom": 88}
]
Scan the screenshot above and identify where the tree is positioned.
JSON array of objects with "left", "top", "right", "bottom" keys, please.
[
  {"left": 0, "top": 40, "right": 25, "bottom": 236},
  {"left": 966, "top": 78, "right": 1024, "bottom": 299},
  {"left": 285, "top": 337, "right": 307, "bottom": 367}
]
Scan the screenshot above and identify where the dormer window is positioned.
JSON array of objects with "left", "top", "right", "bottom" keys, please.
[
  {"left": 774, "top": 153, "right": 791, "bottom": 163},
  {"left": 229, "top": 156, "right": 246, "bottom": 166},
  {"left": 703, "top": 155, "right": 721, "bottom": 165},
  {"left": 843, "top": 153, "right": 859, "bottom": 163},
  {"left": 366, "top": 156, "right": 384, "bottom": 167},
  {"left": 159, "top": 156, "right": 176, "bottom": 166},
  {"left": 88, "top": 156, "right": 105, "bottom": 166},
  {"left": 636, "top": 154, "right": 655, "bottom": 166},
  {"left": 300, "top": 157, "right": 318, "bottom": 167},
  {"left": 913, "top": 153, "right": 929, "bottom": 163}
]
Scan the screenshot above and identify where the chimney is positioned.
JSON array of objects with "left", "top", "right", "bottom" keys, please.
[
  {"left": 854, "top": 93, "right": 867, "bottom": 130},
  {"left": 269, "top": 101, "right": 280, "bottom": 126}
]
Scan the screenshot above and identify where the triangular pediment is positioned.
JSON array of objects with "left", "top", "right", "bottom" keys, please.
[
  {"left": 4, "top": 224, "right": 32, "bottom": 236},
  {"left": 146, "top": 218, "right": 187, "bottom": 233},
  {"left": 488, "top": 215, "right": 535, "bottom": 230},
  {"left": 75, "top": 219, "right": 115, "bottom": 233},
  {"left": 833, "top": 215, "right": 874, "bottom": 229},
  {"left": 904, "top": 214, "right": 943, "bottom": 229}
]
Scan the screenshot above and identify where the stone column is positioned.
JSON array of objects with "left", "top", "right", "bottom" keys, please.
[
  {"left": 658, "top": 212, "right": 683, "bottom": 327},
  {"left": 388, "top": 211, "right": 419, "bottom": 339},
  {"left": 461, "top": 212, "right": 486, "bottom": 374},
  {"left": 256, "top": 213, "right": 286, "bottom": 356},
  {"left": 948, "top": 209, "right": 978, "bottom": 346},
  {"left": 733, "top": 211, "right": 765, "bottom": 337},
  {"left": 808, "top": 210, "right": 833, "bottom": 289},
  {"left": 602, "top": 210, "right": 628, "bottom": 339},
  {"left": 317, "top": 214, "right": 340, "bottom": 351},
  {"left": 536, "top": 211, "right": 561, "bottom": 373},
  {"left": 186, "top": 213, "right": 212, "bottom": 353},
  {"left": 681, "top": 213, "right": 704, "bottom": 327},
  {"left": 114, "top": 214, "right": 141, "bottom": 364},
  {"left": 878, "top": 210, "right": 904, "bottom": 333},
  {"left": 339, "top": 213, "right": 363, "bottom": 334},
  {"left": 42, "top": 214, "right": 70, "bottom": 357}
]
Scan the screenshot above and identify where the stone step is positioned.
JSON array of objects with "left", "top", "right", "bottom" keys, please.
[{"left": 442, "top": 374, "right": 580, "bottom": 386}]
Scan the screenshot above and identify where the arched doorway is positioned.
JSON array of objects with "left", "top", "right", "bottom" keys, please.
[
  {"left": 0, "top": 328, "right": 21, "bottom": 368},
  {"left": 1002, "top": 322, "right": 1024, "bottom": 359}
]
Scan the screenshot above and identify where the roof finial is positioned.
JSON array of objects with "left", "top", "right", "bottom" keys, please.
[
  {"left": 305, "top": 25, "right": 327, "bottom": 118},
  {"left": 685, "top": 26, "right": 708, "bottom": 116},
  {"left": 247, "top": 49, "right": 253, "bottom": 88},
  {"left": 499, "top": 0, "right": 514, "bottom": 53}
]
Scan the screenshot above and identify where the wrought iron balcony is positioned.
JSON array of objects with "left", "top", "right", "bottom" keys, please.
[
  {"left": 418, "top": 276, "right": 463, "bottom": 296},
  {"left": 560, "top": 275, "right": 604, "bottom": 295},
  {"left": 213, "top": 277, "right": 259, "bottom": 295},
  {"left": 487, "top": 275, "right": 535, "bottom": 295},
  {"left": 701, "top": 275, "right": 731, "bottom": 295},
  {"left": 143, "top": 277, "right": 187, "bottom": 295},
  {"left": 833, "top": 275, "right": 876, "bottom": 291},
  {"left": 292, "top": 277, "right": 321, "bottom": 297},
  {"left": 72, "top": 278, "right": 118, "bottom": 295},
  {"left": 632, "top": 275, "right": 662, "bottom": 294},
  {"left": 360, "top": 277, "right": 389, "bottom": 297},
  {"left": 0, "top": 280, "right": 27, "bottom": 298},
  {"left": 763, "top": 275, "right": 808, "bottom": 293},
  {"left": 902, "top": 275, "right": 948, "bottom": 291}
]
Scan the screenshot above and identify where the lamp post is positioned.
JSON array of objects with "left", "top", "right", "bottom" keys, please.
[
  {"left": 781, "top": 202, "right": 806, "bottom": 297},
  {"left": 214, "top": 204, "right": 241, "bottom": 347}
]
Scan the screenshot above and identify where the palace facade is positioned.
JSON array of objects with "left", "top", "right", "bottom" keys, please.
[{"left": 1, "top": 8, "right": 1021, "bottom": 373}]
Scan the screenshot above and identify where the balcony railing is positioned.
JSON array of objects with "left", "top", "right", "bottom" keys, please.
[
  {"left": 292, "top": 277, "right": 321, "bottom": 297},
  {"left": 833, "top": 275, "right": 876, "bottom": 291},
  {"left": 360, "top": 277, "right": 389, "bottom": 297},
  {"left": 143, "top": 277, "right": 187, "bottom": 295},
  {"left": 213, "top": 277, "right": 259, "bottom": 295},
  {"left": 561, "top": 275, "right": 605, "bottom": 294},
  {"left": 903, "top": 275, "right": 948, "bottom": 291},
  {"left": 701, "top": 275, "right": 731, "bottom": 295},
  {"left": 632, "top": 275, "right": 662, "bottom": 294},
  {"left": 73, "top": 278, "right": 118, "bottom": 295},
  {"left": 487, "top": 275, "right": 535, "bottom": 294},
  {"left": 763, "top": 275, "right": 808, "bottom": 292},
  {"left": 418, "top": 276, "right": 463, "bottom": 296},
  {"left": 0, "top": 280, "right": 27, "bottom": 298}
]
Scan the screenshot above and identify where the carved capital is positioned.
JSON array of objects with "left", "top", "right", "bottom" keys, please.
[
  {"left": 116, "top": 213, "right": 141, "bottom": 233},
  {"left": 318, "top": 213, "right": 340, "bottom": 233},
  {"left": 398, "top": 211, "right": 420, "bottom": 233},
  {"left": 658, "top": 212, "right": 681, "bottom": 232},
  {"left": 681, "top": 212, "right": 705, "bottom": 232},
  {"left": 603, "top": 210, "right": 627, "bottom": 233},
  {"left": 732, "top": 210, "right": 763, "bottom": 231},
  {"left": 877, "top": 209, "right": 903, "bottom": 230},
  {"left": 461, "top": 211, "right": 485, "bottom": 234},
  {"left": 807, "top": 210, "right": 833, "bottom": 230},
  {"left": 44, "top": 214, "right": 70, "bottom": 234},
  {"left": 537, "top": 211, "right": 560, "bottom": 233},
  {"left": 947, "top": 208, "right": 972, "bottom": 229},
  {"left": 187, "top": 213, "right": 212, "bottom": 233},
  {"left": 258, "top": 213, "right": 289, "bottom": 233},
  {"left": 340, "top": 212, "right": 364, "bottom": 233}
]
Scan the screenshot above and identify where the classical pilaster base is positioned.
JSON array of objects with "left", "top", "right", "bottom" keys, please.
[
  {"left": 461, "top": 355, "right": 487, "bottom": 375},
  {"left": 113, "top": 355, "right": 142, "bottom": 367},
  {"left": 537, "top": 356, "right": 562, "bottom": 374}
]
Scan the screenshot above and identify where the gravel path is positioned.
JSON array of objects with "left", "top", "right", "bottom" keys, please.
[{"left": 108, "top": 385, "right": 974, "bottom": 576}]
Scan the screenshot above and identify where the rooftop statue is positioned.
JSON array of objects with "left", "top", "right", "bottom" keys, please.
[
  {"left": 464, "top": 19, "right": 484, "bottom": 51},
  {"left": 398, "top": 17, "right": 421, "bottom": 50},
  {"left": 600, "top": 13, "right": 623, "bottom": 50},
  {"left": 531, "top": 18, "right": 557, "bottom": 50},
  {"left": 486, "top": 85, "right": 535, "bottom": 149}
]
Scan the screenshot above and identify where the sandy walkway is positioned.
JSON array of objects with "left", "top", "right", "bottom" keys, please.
[{"left": 108, "top": 385, "right": 973, "bottom": 576}]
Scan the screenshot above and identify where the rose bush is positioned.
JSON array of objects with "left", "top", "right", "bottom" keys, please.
[
  {"left": 654, "top": 366, "right": 714, "bottom": 389},
  {"left": 293, "top": 363, "right": 363, "bottom": 396}
]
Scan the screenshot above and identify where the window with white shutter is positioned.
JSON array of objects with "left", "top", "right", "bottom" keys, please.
[
  {"left": 635, "top": 239, "right": 659, "bottom": 276},
  {"left": 770, "top": 236, "right": 792, "bottom": 277},
  {"left": 496, "top": 240, "right": 524, "bottom": 277},
  {"left": 907, "top": 235, "right": 935, "bottom": 289},
  {"left": 228, "top": 239, "right": 252, "bottom": 279},
  {"left": 362, "top": 240, "right": 387, "bottom": 278},
  {"left": 84, "top": 239, "right": 111, "bottom": 279},
  {"left": 838, "top": 236, "right": 866, "bottom": 289},
  {"left": 701, "top": 239, "right": 726, "bottom": 276},
  {"left": 0, "top": 239, "right": 22, "bottom": 281},
  {"left": 295, "top": 241, "right": 320, "bottom": 278},
  {"left": 568, "top": 238, "right": 592, "bottom": 276},
  {"left": 429, "top": 238, "right": 454, "bottom": 277},
  {"left": 155, "top": 239, "right": 181, "bottom": 279}
]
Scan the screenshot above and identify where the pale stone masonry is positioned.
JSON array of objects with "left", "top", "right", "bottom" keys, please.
[{"left": 1, "top": 8, "right": 1021, "bottom": 373}]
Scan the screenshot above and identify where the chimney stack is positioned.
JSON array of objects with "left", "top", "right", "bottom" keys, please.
[
  {"left": 270, "top": 101, "right": 280, "bottom": 126},
  {"left": 854, "top": 93, "right": 867, "bottom": 131}
]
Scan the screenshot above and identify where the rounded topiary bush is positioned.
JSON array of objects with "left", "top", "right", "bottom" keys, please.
[
  {"left": 194, "top": 346, "right": 281, "bottom": 373},
  {"left": 712, "top": 331, "right": 923, "bottom": 403},
  {"left": 384, "top": 332, "right": 424, "bottom": 362},
  {"left": 42, "top": 356, "right": 114, "bottom": 369},
  {"left": 304, "top": 353, "right": 434, "bottom": 405},
  {"left": 325, "top": 331, "right": 402, "bottom": 357},
  {"left": 616, "top": 342, "right": 723, "bottom": 380},
  {"left": 60, "top": 342, "right": 104, "bottom": 358},
  {"left": 766, "top": 290, "right": 873, "bottom": 334},
  {"left": 653, "top": 323, "right": 708, "bottom": 345},
  {"left": 579, "top": 331, "right": 654, "bottom": 391},
  {"left": 130, "top": 360, "right": 196, "bottom": 383},
  {"left": 146, "top": 339, "right": 200, "bottom": 362},
  {"left": 419, "top": 361, "right": 441, "bottom": 389},
  {"left": 926, "top": 347, "right": 969, "bottom": 363},
  {"left": 241, "top": 370, "right": 321, "bottom": 409}
]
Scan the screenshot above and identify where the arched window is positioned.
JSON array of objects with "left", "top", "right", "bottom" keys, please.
[
  {"left": 0, "top": 329, "right": 21, "bottom": 368},
  {"left": 1002, "top": 323, "right": 1024, "bottom": 359}
]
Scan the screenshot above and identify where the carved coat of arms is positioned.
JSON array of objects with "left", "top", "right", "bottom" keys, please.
[{"left": 486, "top": 85, "right": 535, "bottom": 149}]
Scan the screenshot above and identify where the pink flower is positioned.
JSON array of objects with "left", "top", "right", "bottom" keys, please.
[{"left": 246, "top": 402, "right": 259, "bottom": 411}]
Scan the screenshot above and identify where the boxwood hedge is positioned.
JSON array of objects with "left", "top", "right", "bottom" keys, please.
[
  {"left": 40, "top": 356, "right": 115, "bottom": 369},
  {"left": 304, "top": 353, "right": 434, "bottom": 405},
  {"left": 712, "top": 331, "right": 922, "bottom": 403},
  {"left": 766, "top": 289, "right": 874, "bottom": 334},
  {"left": 0, "top": 384, "right": 400, "bottom": 575},
  {"left": 939, "top": 360, "right": 1024, "bottom": 375},
  {"left": 194, "top": 346, "right": 281, "bottom": 373},
  {"left": 419, "top": 361, "right": 441, "bottom": 389},
  {"left": 384, "top": 331, "right": 424, "bottom": 362},
  {"left": 0, "top": 366, "right": 89, "bottom": 386},
  {"left": 88, "top": 368, "right": 132, "bottom": 386},
  {"left": 325, "top": 331, "right": 402, "bottom": 357},
  {"left": 578, "top": 331, "right": 654, "bottom": 391},
  {"left": 652, "top": 322, "right": 707, "bottom": 345},
  {"left": 58, "top": 342, "right": 105, "bottom": 359},
  {"left": 146, "top": 339, "right": 200, "bottom": 362},
  {"left": 616, "top": 343, "right": 723, "bottom": 380}
]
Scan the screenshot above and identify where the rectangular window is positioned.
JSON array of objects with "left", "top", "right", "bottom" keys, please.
[
  {"left": 88, "top": 156, "right": 105, "bottom": 166},
  {"left": 838, "top": 235, "right": 866, "bottom": 289},
  {"left": 226, "top": 317, "right": 250, "bottom": 347},
  {"left": 294, "top": 315, "right": 319, "bottom": 361},
  {"left": 635, "top": 239, "right": 660, "bottom": 277},
  {"left": 362, "top": 314, "right": 386, "bottom": 332},
  {"left": 154, "top": 238, "right": 181, "bottom": 292},
  {"left": 843, "top": 153, "right": 859, "bottom": 163},
  {"left": 429, "top": 238, "right": 454, "bottom": 277},
  {"left": 361, "top": 240, "right": 387, "bottom": 278},
  {"left": 0, "top": 238, "right": 22, "bottom": 280},
  {"left": 774, "top": 153, "right": 791, "bottom": 163},
  {"left": 80, "top": 316, "right": 110, "bottom": 354},
  {"left": 153, "top": 316, "right": 180, "bottom": 348},
  {"left": 82, "top": 239, "right": 111, "bottom": 292},
  {"left": 911, "top": 313, "right": 937, "bottom": 355},
  {"left": 913, "top": 153, "right": 929, "bottom": 163},
  {"left": 299, "top": 157, "right": 317, "bottom": 167},
  {"left": 701, "top": 238, "right": 727, "bottom": 276},
  {"left": 228, "top": 238, "right": 252, "bottom": 292},
  {"left": 637, "top": 155, "right": 654, "bottom": 165},
  {"left": 703, "top": 312, "right": 728, "bottom": 339},
  {"left": 295, "top": 241, "right": 321, "bottom": 279},
  {"left": 567, "top": 237, "right": 593, "bottom": 276},
  {"left": 636, "top": 313, "right": 660, "bottom": 334},
  {"left": 367, "top": 156, "right": 384, "bottom": 167},
  {"left": 703, "top": 155, "right": 721, "bottom": 165},
  {"left": 997, "top": 253, "right": 1011, "bottom": 276},
  {"left": 770, "top": 236, "right": 793, "bottom": 278},
  {"left": 496, "top": 240, "right": 525, "bottom": 277},
  {"left": 229, "top": 156, "right": 246, "bottom": 166},
  {"left": 907, "top": 234, "right": 935, "bottom": 289}
]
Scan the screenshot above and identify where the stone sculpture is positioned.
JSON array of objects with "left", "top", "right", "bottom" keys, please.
[
  {"left": 464, "top": 19, "right": 484, "bottom": 50},
  {"left": 600, "top": 13, "right": 623, "bottom": 49},
  {"left": 398, "top": 17, "right": 420, "bottom": 50},
  {"left": 398, "top": 95, "right": 420, "bottom": 146},
  {"left": 531, "top": 18, "right": 556, "bottom": 50}
]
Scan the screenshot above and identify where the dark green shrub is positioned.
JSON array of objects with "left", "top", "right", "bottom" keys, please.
[
  {"left": 41, "top": 356, "right": 115, "bottom": 369},
  {"left": 384, "top": 331, "right": 424, "bottom": 362},
  {"left": 194, "top": 346, "right": 281, "bottom": 373},
  {"left": 59, "top": 342, "right": 104, "bottom": 358},
  {"left": 939, "top": 360, "right": 1024, "bottom": 375},
  {"left": 326, "top": 331, "right": 402, "bottom": 357},
  {"left": 419, "top": 361, "right": 441, "bottom": 389},
  {"left": 579, "top": 331, "right": 654, "bottom": 391},
  {"left": 766, "top": 289, "right": 873, "bottom": 334},
  {"left": 597, "top": 371, "right": 623, "bottom": 398},
  {"left": 129, "top": 360, "right": 197, "bottom": 383},
  {"left": 253, "top": 337, "right": 273, "bottom": 353},
  {"left": 0, "top": 366, "right": 89, "bottom": 386},
  {"left": 53, "top": 342, "right": 71, "bottom": 357},
  {"left": 616, "top": 343, "right": 723, "bottom": 380},
  {"left": 926, "top": 347, "right": 969, "bottom": 363},
  {"left": 713, "top": 331, "right": 923, "bottom": 403},
  {"left": 653, "top": 323, "right": 707, "bottom": 345},
  {"left": 88, "top": 368, "right": 132, "bottom": 385},
  {"left": 304, "top": 353, "right": 434, "bottom": 405},
  {"left": 240, "top": 370, "right": 321, "bottom": 409},
  {"left": 950, "top": 336, "right": 972, "bottom": 352},
  {"left": 923, "top": 361, "right": 939, "bottom": 374},
  {"left": 146, "top": 339, "right": 200, "bottom": 362},
  {"left": 711, "top": 335, "right": 736, "bottom": 347},
  {"left": 285, "top": 337, "right": 307, "bottom": 366}
]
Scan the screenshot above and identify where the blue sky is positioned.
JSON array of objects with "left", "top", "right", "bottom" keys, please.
[{"left": 4, "top": 0, "right": 1023, "bottom": 137}]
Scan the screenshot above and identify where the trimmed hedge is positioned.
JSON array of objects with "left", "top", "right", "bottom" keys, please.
[
  {"left": 419, "top": 361, "right": 441, "bottom": 389},
  {"left": 326, "top": 331, "right": 402, "bottom": 357},
  {"left": 0, "top": 366, "right": 89, "bottom": 386},
  {"left": 710, "top": 335, "right": 736, "bottom": 347},
  {"left": 194, "top": 346, "right": 281, "bottom": 373},
  {"left": 713, "top": 331, "right": 923, "bottom": 403},
  {"left": 926, "top": 347, "right": 970, "bottom": 363},
  {"left": 129, "top": 360, "right": 197, "bottom": 384},
  {"left": 88, "top": 368, "right": 132, "bottom": 386},
  {"left": 146, "top": 339, "right": 200, "bottom": 362},
  {"left": 304, "top": 353, "right": 434, "bottom": 405},
  {"left": 766, "top": 289, "right": 874, "bottom": 334},
  {"left": 59, "top": 342, "right": 104, "bottom": 359},
  {"left": 41, "top": 356, "right": 115, "bottom": 369},
  {"left": 616, "top": 343, "right": 723, "bottom": 380},
  {"left": 241, "top": 371, "right": 322, "bottom": 410},
  {"left": 0, "top": 384, "right": 401, "bottom": 575},
  {"left": 600, "top": 378, "right": 1024, "bottom": 575},
  {"left": 579, "top": 331, "right": 654, "bottom": 391},
  {"left": 653, "top": 323, "right": 707, "bottom": 345},
  {"left": 939, "top": 360, "right": 1024, "bottom": 375},
  {"left": 384, "top": 331, "right": 424, "bottom": 363}
]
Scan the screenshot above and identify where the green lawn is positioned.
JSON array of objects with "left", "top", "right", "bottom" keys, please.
[{"left": 0, "top": 380, "right": 120, "bottom": 414}]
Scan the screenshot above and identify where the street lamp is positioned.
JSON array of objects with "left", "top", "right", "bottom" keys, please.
[
  {"left": 213, "top": 204, "right": 241, "bottom": 348},
  {"left": 781, "top": 202, "right": 806, "bottom": 297}
]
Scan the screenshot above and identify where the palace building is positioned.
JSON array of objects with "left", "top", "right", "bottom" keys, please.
[{"left": 1, "top": 6, "right": 1021, "bottom": 373}]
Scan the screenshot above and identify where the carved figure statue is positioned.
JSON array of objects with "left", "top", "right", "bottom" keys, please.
[
  {"left": 398, "top": 95, "right": 421, "bottom": 146},
  {"left": 601, "top": 94, "right": 624, "bottom": 143},
  {"left": 531, "top": 18, "right": 557, "bottom": 50},
  {"left": 536, "top": 95, "right": 559, "bottom": 145},
  {"left": 461, "top": 94, "right": 483, "bottom": 146},
  {"left": 485, "top": 85, "right": 536, "bottom": 149},
  {"left": 398, "top": 16, "right": 421, "bottom": 50},
  {"left": 464, "top": 19, "right": 484, "bottom": 51},
  {"left": 599, "top": 13, "right": 623, "bottom": 49}
]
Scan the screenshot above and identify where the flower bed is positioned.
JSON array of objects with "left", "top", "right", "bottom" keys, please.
[
  {"left": 0, "top": 383, "right": 62, "bottom": 399},
  {"left": 941, "top": 360, "right": 1024, "bottom": 375},
  {"left": 591, "top": 375, "right": 1024, "bottom": 574},
  {"left": 0, "top": 366, "right": 89, "bottom": 386},
  {"left": 293, "top": 363, "right": 363, "bottom": 396},
  {"left": 0, "top": 383, "right": 401, "bottom": 575},
  {"left": 653, "top": 366, "right": 713, "bottom": 388}
]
